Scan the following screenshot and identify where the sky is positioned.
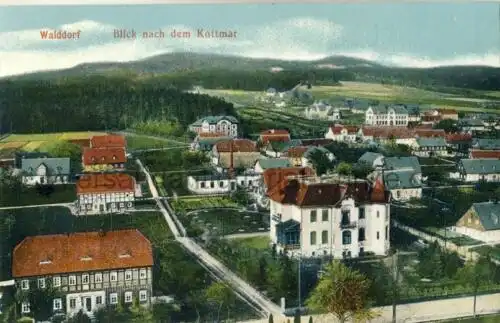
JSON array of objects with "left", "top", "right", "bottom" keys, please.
[{"left": 0, "top": 3, "right": 499, "bottom": 77}]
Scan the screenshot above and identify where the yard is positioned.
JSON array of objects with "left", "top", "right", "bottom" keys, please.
[
  {"left": 178, "top": 208, "right": 270, "bottom": 236},
  {"left": 0, "top": 207, "right": 260, "bottom": 322},
  {"left": 0, "top": 184, "right": 76, "bottom": 207},
  {"left": 125, "top": 134, "right": 182, "bottom": 150},
  {"left": 0, "top": 132, "right": 106, "bottom": 152},
  {"left": 170, "top": 196, "right": 240, "bottom": 212}
]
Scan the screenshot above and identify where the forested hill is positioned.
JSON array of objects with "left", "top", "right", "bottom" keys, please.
[{"left": 0, "top": 75, "right": 235, "bottom": 134}]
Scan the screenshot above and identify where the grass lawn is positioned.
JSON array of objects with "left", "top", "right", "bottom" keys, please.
[
  {"left": 0, "top": 184, "right": 76, "bottom": 207},
  {"left": 233, "top": 236, "right": 270, "bottom": 250},
  {"left": 180, "top": 208, "right": 269, "bottom": 236},
  {"left": 440, "top": 314, "right": 500, "bottom": 323},
  {"left": 171, "top": 196, "right": 240, "bottom": 212},
  {"left": 125, "top": 134, "right": 177, "bottom": 150}
]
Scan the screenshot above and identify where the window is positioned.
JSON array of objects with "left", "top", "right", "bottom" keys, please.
[
  {"left": 210, "top": 181, "right": 214, "bottom": 188},
  {"left": 69, "top": 298, "right": 76, "bottom": 309},
  {"left": 310, "top": 210, "right": 317, "bottom": 223},
  {"left": 310, "top": 231, "right": 317, "bottom": 245},
  {"left": 139, "top": 269, "right": 147, "bottom": 279},
  {"left": 110, "top": 293, "right": 118, "bottom": 304},
  {"left": 95, "top": 273, "right": 103, "bottom": 283},
  {"left": 125, "top": 270, "right": 132, "bottom": 281},
  {"left": 21, "top": 302, "right": 30, "bottom": 313},
  {"left": 53, "top": 276, "right": 61, "bottom": 287},
  {"left": 200, "top": 182, "right": 206, "bottom": 188},
  {"left": 385, "top": 225, "right": 388, "bottom": 240},
  {"left": 249, "top": 180, "right": 253, "bottom": 186},
  {"left": 322, "top": 209, "right": 329, "bottom": 222},
  {"left": 139, "top": 290, "right": 148, "bottom": 302},
  {"left": 21, "top": 280, "right": 29, "bottom": 290},
  {"left": 96, "top": 296, "right": 103, "bottom": 305},
  {"left": 82, "top": 274, "right": 89, "bottom": 284},
  {"left": 53, "top": 298, "right": 62, "bottom": 311},
  {"left": 358, "top": 228, "right": 366, "bottom": 241},
  {"left": 376, "top": 231, "right": 380, "bottom": 240},
  {"left": 321, "top": 230, "right": 328, "bottom": 244},
  {"left": 219, "top": 181, "right": 224, "bottom": 188},
  {"left": 38, "top": 278, "right": 46, "bottom": 289},
  {"left": 341, "top": 210, "right": 350, "bottom": 224},
  {"left": 342, "top": 231, "right": 352, "bottom": 245},
  {"left": 124, "top": 292, "right": 133, "bottom": 303},
  {"left": 69, "top": 275, "right": 76, "bottom": 286},
  {"left": 110, "top": 271, "right": 118, "bottom": 282},
  {"left": 359, "top": 208, "right": 365, "bottom": 219},
  {"left": 376, "top": 211, "right": 380, "bottom": 218}
]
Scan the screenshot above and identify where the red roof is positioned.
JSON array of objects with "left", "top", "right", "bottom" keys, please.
[
  {"left": 90, "top": 135, "right": 126, "bottom": 149},
  {"left": 259, "top": 129, "right": 291, "bottom": 145},
  {"left": 286, "top": 146, "right": 310, "bottom": 158},
  {"left": 470, "top": 150, "right": 500, "bottom": 159},
  {"left": 329, "top": 124, "right": 359, "bottom": 135},
  {"left": 263, "top": 167, "right": 315, "bottom": 194},
  {"left": 361, "top": 126, "right": 445, "bottom": 139},
  {"left": 446, "top": 133, "right": 472, "bottom": 143},
  {"left": 268, "top": 178, "right": 389, "bottom": 207},
  {"left": 12, "top": 229, "right": 153, "bottom": 278},
  {"left": 83, "top": 148, "right": 126, "bottom": 165},
  {"left": 422, "top": 115, "right": 441, "bottom": 122},
  {"left": 438, "top": 109, "right": 458, "bottom": 115},
  {"left": 215, "top": 139, "right": 257, "bottom": 153},
  {"left": 76, "top": 173, "right": 135, "bottom": 194},
  {"left": 414, "top": 129, "right": 446, "bottom": 137}
]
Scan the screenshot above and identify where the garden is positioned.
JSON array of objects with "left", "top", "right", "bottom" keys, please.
[
  {"left": 0, "top": 207, "right": 260, "bottom": 322},
  {"left": 470, "top": 244, "right": 500, "bottom": 262},
  {"left": 170, "top": 196, "right": 240, "bottom": 212}
]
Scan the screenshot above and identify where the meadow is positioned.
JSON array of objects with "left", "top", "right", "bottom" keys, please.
[{"left": 0, "top": 131, "right": 106, "bottom": 152}]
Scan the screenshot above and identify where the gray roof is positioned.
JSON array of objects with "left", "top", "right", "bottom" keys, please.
[
  {"left": 472, "top": 202, "right": 500, "bottom": 231},
  {"left": 384, "top": 170, "right": 422, "bottom": 190},
  {"left": 473, "top": 139, "right": 500, "bottom": 150},
  {"left": 190, "top": 115, "right": 239, "bottom": 127},
  {"left": 384, "top": 156, "right": 421, "bottom": 173},
  {"left": 416, "top": 137, "right": 447, "bottom": 147},
  {"left": 459, "top": 159, "right": 500, "bottom": 174},
  {"left": 459, "top": 119, "right": 484, "bottom": 127},
  {"left": 405, "top": 104, "right": 420, "bottom": 115},
  {"left": 196, "top": 137, "right": 232, "bottom": 151},
  {"left": 370, "top": 105, "right": 409, "bottom": 115},
  {"left": 21, "top": 157, "right": 70, "bottom": 175},
  {"left": 14, "top": 152, "right": 50, "bottom": 168},
  {"left": 256, "top": 158, "right": 292, "bottom": 170},
  {"left": 358, "top": 152, "right": 384, "bottom": 166}
]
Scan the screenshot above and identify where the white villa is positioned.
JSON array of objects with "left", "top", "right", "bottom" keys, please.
[{"left": 365, "top": 105, "right": 409, "bottom": 127}]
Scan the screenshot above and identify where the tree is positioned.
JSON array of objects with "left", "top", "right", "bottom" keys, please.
[
  {"left": 129, "top": 297, "right": 154, "bottom": 322},
  {"left": 66, "top": 310, "right": 92, "bottom": 323},
  {"left": 336, "top": 162, "right": 353, "bottom": 176},
  {"left": 205, "top": 282, "right": 235, "bottom": 322},
  {"left": 309, "top": 316, "right": 313, "bottom": 323},
  {"left": 307, "top": 149, "right": 335, "bottom": 176},
  {"left": 231, "top": 188, "right": 250, "bottom": 206},
  {"left": 352, "top": 164, "right": 374, "bottom": 179},
  {"left": 268, "top": 313, "right": 274, "bottom": 323},
  {"left": 306, "top": 260, "right": 379, "bottom": 323},
  {"left": 16, "top": 285, "right": 62, "bottom": 322},
  {"left": 434, "top": 119, "right": 458, "bottom": 133}
]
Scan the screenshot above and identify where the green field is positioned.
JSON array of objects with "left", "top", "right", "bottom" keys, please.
[{"left": 171, "top": 196, "right": 240, "bottom": 212}]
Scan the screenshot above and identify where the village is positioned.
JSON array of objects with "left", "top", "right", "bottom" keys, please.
[{"left": 1, "top": 92, "right": 500, "bottom": 323}]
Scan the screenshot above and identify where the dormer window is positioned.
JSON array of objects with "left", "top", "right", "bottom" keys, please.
[
  {"left": 101, "top": 156, "right": 105, "bottom": 161},
  {"left": 80, "top": 256, "right": 92, "bottom": 261},
  {"left": 112, "top": 155, "right": 117, "bottom": 160},
  {"left": 91, "top": 157, "right": 96, "bottom": 162},
  {"left": 39, "top": 259, "right": 52, "bottom": 265},
  {"left": 119, "top": 253, "right": 131, "bottom": 258}
]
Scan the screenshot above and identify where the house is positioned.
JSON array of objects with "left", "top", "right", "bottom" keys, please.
[
  {"left": 266, "top": 88, "right": 277, "bottom": 97},
  {"left": 406, "top": 104, "right": 421, "bottom": 123},
  {"left": 187, "top": 171, "right": 260, "bottom": 195},
  {"left": 14, "top": 152, "right": 50, "bottom": 169},
  {"left": 254, "top": 158, "right": 292, "bottom": 174},
  {"left": 378, "top": 170, "right": 422, "bottom": 201},
  {"left": 188, "top": 116, "right": 239, "bottom": 137},
  {"left": 90, "top": 135, "right": 126, "bottom": 149},
  {"left": 384, "top": 156, "right": 422, "bottom": 174},
  {"left": 20, "top": 157, "right": 70, "bottom": 186},
  {"left": 359, "top": 127, "right": 445, "bottom": 147},
  {"left": 191, "top": 135, "right": 232, "bottom": 152},
  {"left": 76, "top": 173, "right": 136, "bottom": 215},
  {"left": 82, "top": 148, "right": 127, "bottom": 172},
  {"left": 302, "top": 146, "right": 336, "bottom": 169},
  {"left": 470, "top": 150, "right": 500, "bottom": 159},
  {"left": 255, "top": 167, "right": 315, "bottom": 208},
  {"left": 348, "top": 99, "right": 373, "bottom": 114},
  {"left": 357, "top": 152, "right": 384, "bottom": 169},
  {"left": 262, "top": 139, "right": 302, "bottom": 158},
  {"left": 438, "top": 109, "right": 459, "bottom": 120},
  {"left": 12, "top": 229, "right": 153, "bottom": 318},
  {"left": 446, "top": 133, "right": 472, "bottom": 156},
  {"left": 269, "top": 177, "right": 390, "bottom": 258},
  {"left": 285, "top": 146, "right": 311, "bottom": 167},
  {"left": 211, "top": 139, "right": 261, "bottom": 171},
  {"left": 459, "top": 119, "right": 486, "bottom": 133},
  {"left": 450, "top": 159, "right": 500, "bottom": 182},
  {"left": 324, "top": 124, "right": 360, "bottom": 143},
  {"left": 412, "top": 137, "right": 449, "bottom": 157},
  {"left": 304, "top": 101, "right": 342, "bottom": 121},
  {"left": 364, "top": 105, "right": 409, "bottom": 127},
  {"left": 454, "top": 202, "right": 500, "bottom": 242},
  {"left": 259, "top": 129, "right": 291, "bottom": 145},
  {"left": 472, "top": 139, "right": 500, "bottom": 151}
]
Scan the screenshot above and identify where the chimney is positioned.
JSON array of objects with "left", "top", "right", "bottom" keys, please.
[{"left": 271, "top": 129, "right": 275, "bottom": 134}]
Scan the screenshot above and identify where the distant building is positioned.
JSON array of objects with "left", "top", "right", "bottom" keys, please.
[
  {"left": 450, "top": 159, "right": 500, "bottom": 182},
  {"left": 90, "top": 135, "right": 126, "bottom": 149},
  {"left": 438, "top": 109, "right": 459, "bottom": 121},
  {"left": 211, "top": 139, "right": 261, "bottom": 171},
  {"left": 365, "top": 105, "right": 409, "bottom": 127},
  {"left": 304, "top": 101, "right": 342, "bottom": 121},
  {"left": 82, "top": 148, "right": 127, "bottom": 172},
  {"left": 76, "top": 173, "right": 137, "bottom": 215},
  {"left": 454, "top": 202, "right": 500, "bottom": 242},
  {"left": 189, "top": 116, "right": 239, "bottom": 137},
  {"left": 20, "top": 157, "right": 70, "bottom": 186},
  {"left": 357, "top": 152, "right": 385, "bottom": 169},
  {"left": 324, "top": 124, "right": 360, "bottom": 143},
  {"left": 186, "top": 171, "right": 260, "bottom": 195},
  {"left": 254, "top": 158, "right": 292, "bottom": 174},
  {"left": 269, "top": 177, "right": 391, "bottom": 259},
  {"left": 12, "top": 229, "right": 153, "bottom": 319},
  {"left": 259, "top": 129, "right": 291, "bottom": 145},
  {"left": 412, "top": 137, "right": 449, "bottom": 157}
]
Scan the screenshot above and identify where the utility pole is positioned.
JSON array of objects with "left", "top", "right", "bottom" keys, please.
[
  {"left": 298, "top": 251, "right": 302, "bottom": 310},
  {"left": 392, "top": 250, "right": 399, "bottom": 323}
]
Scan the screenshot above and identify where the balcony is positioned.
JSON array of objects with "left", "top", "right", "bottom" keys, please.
[
  {"left": 340, "top": 221, "right": 357, "bottom": 229},
  {"left": 283, "top": 244, "right": 301, "bottom": 251}
]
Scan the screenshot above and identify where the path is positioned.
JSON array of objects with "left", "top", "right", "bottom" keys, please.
[
  {"left": 225, "top": 232, "right": 269, "bottom": 239},
  {"left": 0, "top": 202, "right": 72, "bottom": 210},
  {"left": 239, "top": 292, "right": 500, "bottom": 323},
  {"left": 136, "top": 158, "right": 283, "bottom": 320}
]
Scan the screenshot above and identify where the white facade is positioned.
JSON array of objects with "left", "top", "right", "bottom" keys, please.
[
  {"left": 187, "top": 173, "right": 260, "bottom": 195},
  {"left": 270, "top": 198, "right": 390, "bottom": 259},
  {"left": 22, "top": 163, "right": 69, "bottom": 186},
  {"left": 449, "top": 172, "right": 500, "bottom": 183},
  {"left": 66, "top": 290, "right": 106, "bottom": 317},
  {"left": 77, "top": 191, "right": 135, "bottom": 215},
  {"left": 452, "top": 226, "right": 500, "bottom": 243},
  {"left": 365, "top": 106, "right": 409, "bottom": 127},
  {"left": 324, "top": 127, "right": 359, "bottom": 143},
  {"left": 390, "top": 188, "right": 422, "bottom": 201}
]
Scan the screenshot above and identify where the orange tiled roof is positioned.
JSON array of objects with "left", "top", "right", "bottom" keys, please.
[
  {"left": 263, "top": 167, "right": 315, "bottom": 193},
  {"left": 83, "top": 148, "right": 126, "bottom": 165},
  {"left": 90, "top": 135, "right": 126, "bottom": 149},
  {"left": 259, "top": 129, "right": 291, "bottom": 145},
  {"left": 215, "top": 139, "right": 257, "bottom": 153},
  {"left": 446, "top": 133, "right": 472, "bottom": 142},
  {"left": 329, "top": 125, "right": 359, "bottom": 135},
  {"left": 286, "top": 146, "right": 310, "bottom": 158},
  {"left": 470, "top": 150, "right": 500, "bottom": 159},
  {"left": 12, "top": 229, "right": 153, "bottom": 278},
  {"left": 76, "top": 173, "right": 135, "bottom": 194}
]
